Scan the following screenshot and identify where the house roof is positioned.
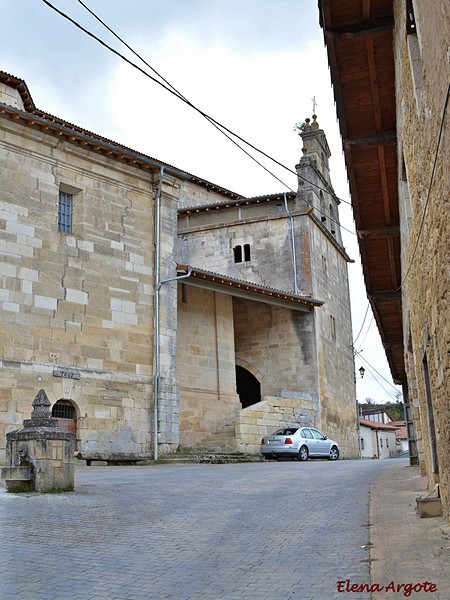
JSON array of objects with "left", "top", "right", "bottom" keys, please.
[
  {"left": 0, "top": 71, "right": 243, "bottom": 200},
  {"left": 359, "top": 418, "right": 398, "bottom": 431},
  {"left": 177, "top": 192, "right": 297, "bottom": 215},
  {"left": 389, "top": 420, "right": 408, "bottom": 439},
  {"left": 318, "top": 1, "right": 405, "bottom": 384},
  {"left": 176, "top": 265, "right": 323, "bottom": 312}
]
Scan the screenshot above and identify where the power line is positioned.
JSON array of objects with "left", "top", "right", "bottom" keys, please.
[
  {"left": 357, "top": 353, "right": 402, "bottom": 399},
  {"left": 354, "top": 315, "right": 374, "bottom": 353},
  {"left": 41, "top": 0, "right": 357, "bottom": 237},
  {"left": 353, "top": 302, "right": 370, "bottom": 346},
  {"left": 73, "top": 0, "right": 295, "bottom": 193},
  {"left": 76, "top": 0, "right": 352, "bottom": 207}
]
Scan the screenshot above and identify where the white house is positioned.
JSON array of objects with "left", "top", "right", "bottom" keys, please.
[{"left": 359, "top": 418, "right": 398, "bottom": 459}]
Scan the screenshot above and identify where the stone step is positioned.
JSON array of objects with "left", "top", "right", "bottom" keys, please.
[
  {"left": 152, "top": 451, "right": 263, "bottom": 465},
  {"left": 196, "top": 422, "right": 237, "bottom": 452}
]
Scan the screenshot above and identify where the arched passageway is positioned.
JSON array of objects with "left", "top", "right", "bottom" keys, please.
[{"left": 235, "top": 366, "right": 261, "bottom": 408}]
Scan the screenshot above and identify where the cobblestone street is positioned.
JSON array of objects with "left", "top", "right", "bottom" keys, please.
[{"left": 0, "top": 459, "right": 394, "bottom": 599}]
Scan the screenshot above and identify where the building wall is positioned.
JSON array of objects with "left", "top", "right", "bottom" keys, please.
[
  {"left": 0, "top": 99, "right": 165, "bottom": 461},
  {"left": 178, "top": 199, "right": 311, "bottom": 296},
  {"left": 393, "top": 0, "right": 450, "bottom": 519},
  {"left": 176, "top": 285, "right": 241, "bottom": 447},
  {"left": 233, "top": 298, "right": 318, "bottom": 401},
  {"left": 308, "top": 219, "right": 358, "bottom": 456},
  {"left": 178, "top": 179, "right": 240, "bottom": 210},
  {"left": 360, "top": 426, "right": 375, "bottom": 459},
  {"left": 360, "top": 426, "right": 397, "bottom": 459},
  {"left": 296, "top": 133, "right": 359, "bottom": 458}
]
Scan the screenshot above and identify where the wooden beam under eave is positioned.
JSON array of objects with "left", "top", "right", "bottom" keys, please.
[
  {"left": 357, "top": 225, "right": 400, "bottom": 238},
  {"left": 362, "top": 0, "right": 371, "bottom": 21},
  {"left": 387, "top": 235, "right": 399, "bottom": 289},
  {"left": 377, "top": 146, "right": 391, "bottom": 224},
  {"left": 368, "top": 290, "right": 401, "bottom": 301},
  {"left": 324, "top": 16, "right": 394, "bottom": 40},
  {"left": 343, "top": 131, "right": 397, "bottom": 147},
  {"left": 365, "top": 36, "right": 382, "bottom": 131}
]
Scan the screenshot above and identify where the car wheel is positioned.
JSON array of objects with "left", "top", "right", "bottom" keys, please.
[
  {"left": 297, "top": 445, "right": 309, "bottom": 461},
  {"left": 329, "top": 446, "right": 339, "bottom": 461}
]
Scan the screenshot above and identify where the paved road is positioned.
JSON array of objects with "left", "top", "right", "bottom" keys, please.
[{"left": 0, "top": 459, "right": 394, "bottom": 600}]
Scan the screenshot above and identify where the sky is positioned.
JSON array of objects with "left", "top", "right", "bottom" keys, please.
[{"left": 0, "top": 0, "right": 403, "bottom": 404}]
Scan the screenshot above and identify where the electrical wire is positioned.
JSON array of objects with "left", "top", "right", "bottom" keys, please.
[
  {"left": 76, "top": 0, "right": 352, "bottom": 207},
  {"left": 358, "top": 353, "right": 402, "bottom": 398},
  {"left": 352, "top": 301, "right": 370, "bottom": 346},
  {"left": 75, "top": 1, "right": 295, "bottom": 192},
  {"left": 41, "top": 0, "right": 356, "bottom": 236},
  {"left": 354, "top": 315, "right": 374, "bottom": 353}
]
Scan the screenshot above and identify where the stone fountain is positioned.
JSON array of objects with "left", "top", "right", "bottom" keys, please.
[{"left": 1, "top": 389, "right": 75, "bottom": 492}]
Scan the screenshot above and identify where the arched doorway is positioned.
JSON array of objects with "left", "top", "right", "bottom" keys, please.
[
  {"left": 52, "top": 400, "right": 77, "bottom": 441},
  {"left": 236, "top": 365, "right": 261, "bottom": 408}
]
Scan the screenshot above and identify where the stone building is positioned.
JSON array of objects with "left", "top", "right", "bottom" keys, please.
[
  {"left": 0, "top": 70, "right": 359, "bottom": 462},
  {"left": 318, "top": 0, "right": 450, "bottom": 520}
]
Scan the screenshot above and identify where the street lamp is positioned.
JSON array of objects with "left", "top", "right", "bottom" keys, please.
[{"left": 358, "top": 366, "right": 366, "bottom": 379}]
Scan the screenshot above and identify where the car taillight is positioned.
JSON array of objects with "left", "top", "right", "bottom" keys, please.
[
  {"left": 285, "top": 437, "right": 293, "bottom": 444},
  {"left": 261, "top": 438, "right": 265, "bottom": 445}
]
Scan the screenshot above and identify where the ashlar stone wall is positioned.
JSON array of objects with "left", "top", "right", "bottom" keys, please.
[
  {"left": 0, "top": 106, "right": 167, "bottom": 461},
  {"left": 176, "top": 285, "right": 241, "bottom": 447},
  {"left": 393, "top": 0, "right": 450, "bottom": 520}
]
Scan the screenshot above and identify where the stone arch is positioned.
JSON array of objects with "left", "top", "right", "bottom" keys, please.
[
  {"left": 52, "top": 399, "right": 79, "bottom": 448},
  {"left": 235, "top": 365, "right": 262, "bottom": 409}
]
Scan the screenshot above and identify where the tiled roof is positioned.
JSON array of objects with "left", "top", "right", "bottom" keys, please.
[
  {"left": 359, "top": 418, "right": 398, "bottom": 431},
  {"left": 178, "top": 191, "right": 297, "bottom": 215},
  {"left": 389, "top": 421, "right": 408, "bottom": 439},
  {"left": 176, "top": 265, "right": 323, "bottom": 308},
  {"left": 0, "top": 71, "right": 242, "bottom": 199}
]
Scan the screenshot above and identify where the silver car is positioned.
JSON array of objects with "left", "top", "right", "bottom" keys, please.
[{"left": 260, "top": 426, "right": 340, "bottom": 461}]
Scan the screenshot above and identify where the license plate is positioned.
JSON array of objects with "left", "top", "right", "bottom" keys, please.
[{"left": 268, "top": 439, "right": 281, "bottom": 445}]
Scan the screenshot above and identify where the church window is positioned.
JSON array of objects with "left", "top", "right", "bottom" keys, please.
[
  {"left": 330, "top": 315, "right": 336, "bottom": 341},
  {"left": 234, "top": 244, "right": 251, "bottom": 263},
  {"left": 58, "top": 192, "right": 73, "bottom": 233}
]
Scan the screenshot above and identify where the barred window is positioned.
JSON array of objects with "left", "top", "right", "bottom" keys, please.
[
  {"left": 58, "top": 192, "right": 73, "bottom": 233},
  {"left": 52, "top": 400, "right": 76, "bottom": 419}
]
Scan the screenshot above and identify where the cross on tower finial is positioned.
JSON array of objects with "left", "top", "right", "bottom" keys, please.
[{"left": 312, "top": 96, "right": 317, "bottom": 114}]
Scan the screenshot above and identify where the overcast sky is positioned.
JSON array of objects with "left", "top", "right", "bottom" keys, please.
[{"left": 0, "top": 0, "right": 403, "bottom": 404}]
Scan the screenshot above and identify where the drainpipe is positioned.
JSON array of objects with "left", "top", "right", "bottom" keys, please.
[
  {"left": 284, "top": 193, "right": 299, "bottom": 295},
  {"left": 153, "top": 164, "right": 192, "bottom": 460},
  {"left": 153, "top": 166, "right": 164, "bottom": 461}
]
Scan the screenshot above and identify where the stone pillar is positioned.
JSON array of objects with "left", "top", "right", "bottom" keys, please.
[{"left": 2, "top": 389, "right": 75, "bottom": 492}]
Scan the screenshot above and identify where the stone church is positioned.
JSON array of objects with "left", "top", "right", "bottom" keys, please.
[{"left": 0, "top": 71, "right": 359, "bottom": 462}]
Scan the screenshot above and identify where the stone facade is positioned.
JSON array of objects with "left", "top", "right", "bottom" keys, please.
[
  {"left": 392, "top": 0, "right": 450, "bottom": 520},
  {"left": 176, "top": 117, "right": 359, "bottom": 458},
  {"left": 0, "top": 71, "right": 359, "bottom": 461},
  {"left": 0, "top": 80, "right": 158, "bottom": 460}
]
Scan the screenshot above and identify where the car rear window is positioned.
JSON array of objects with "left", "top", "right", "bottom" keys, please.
[{"left": 273, "top": 428, "right": 299, "bottom": 436}]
